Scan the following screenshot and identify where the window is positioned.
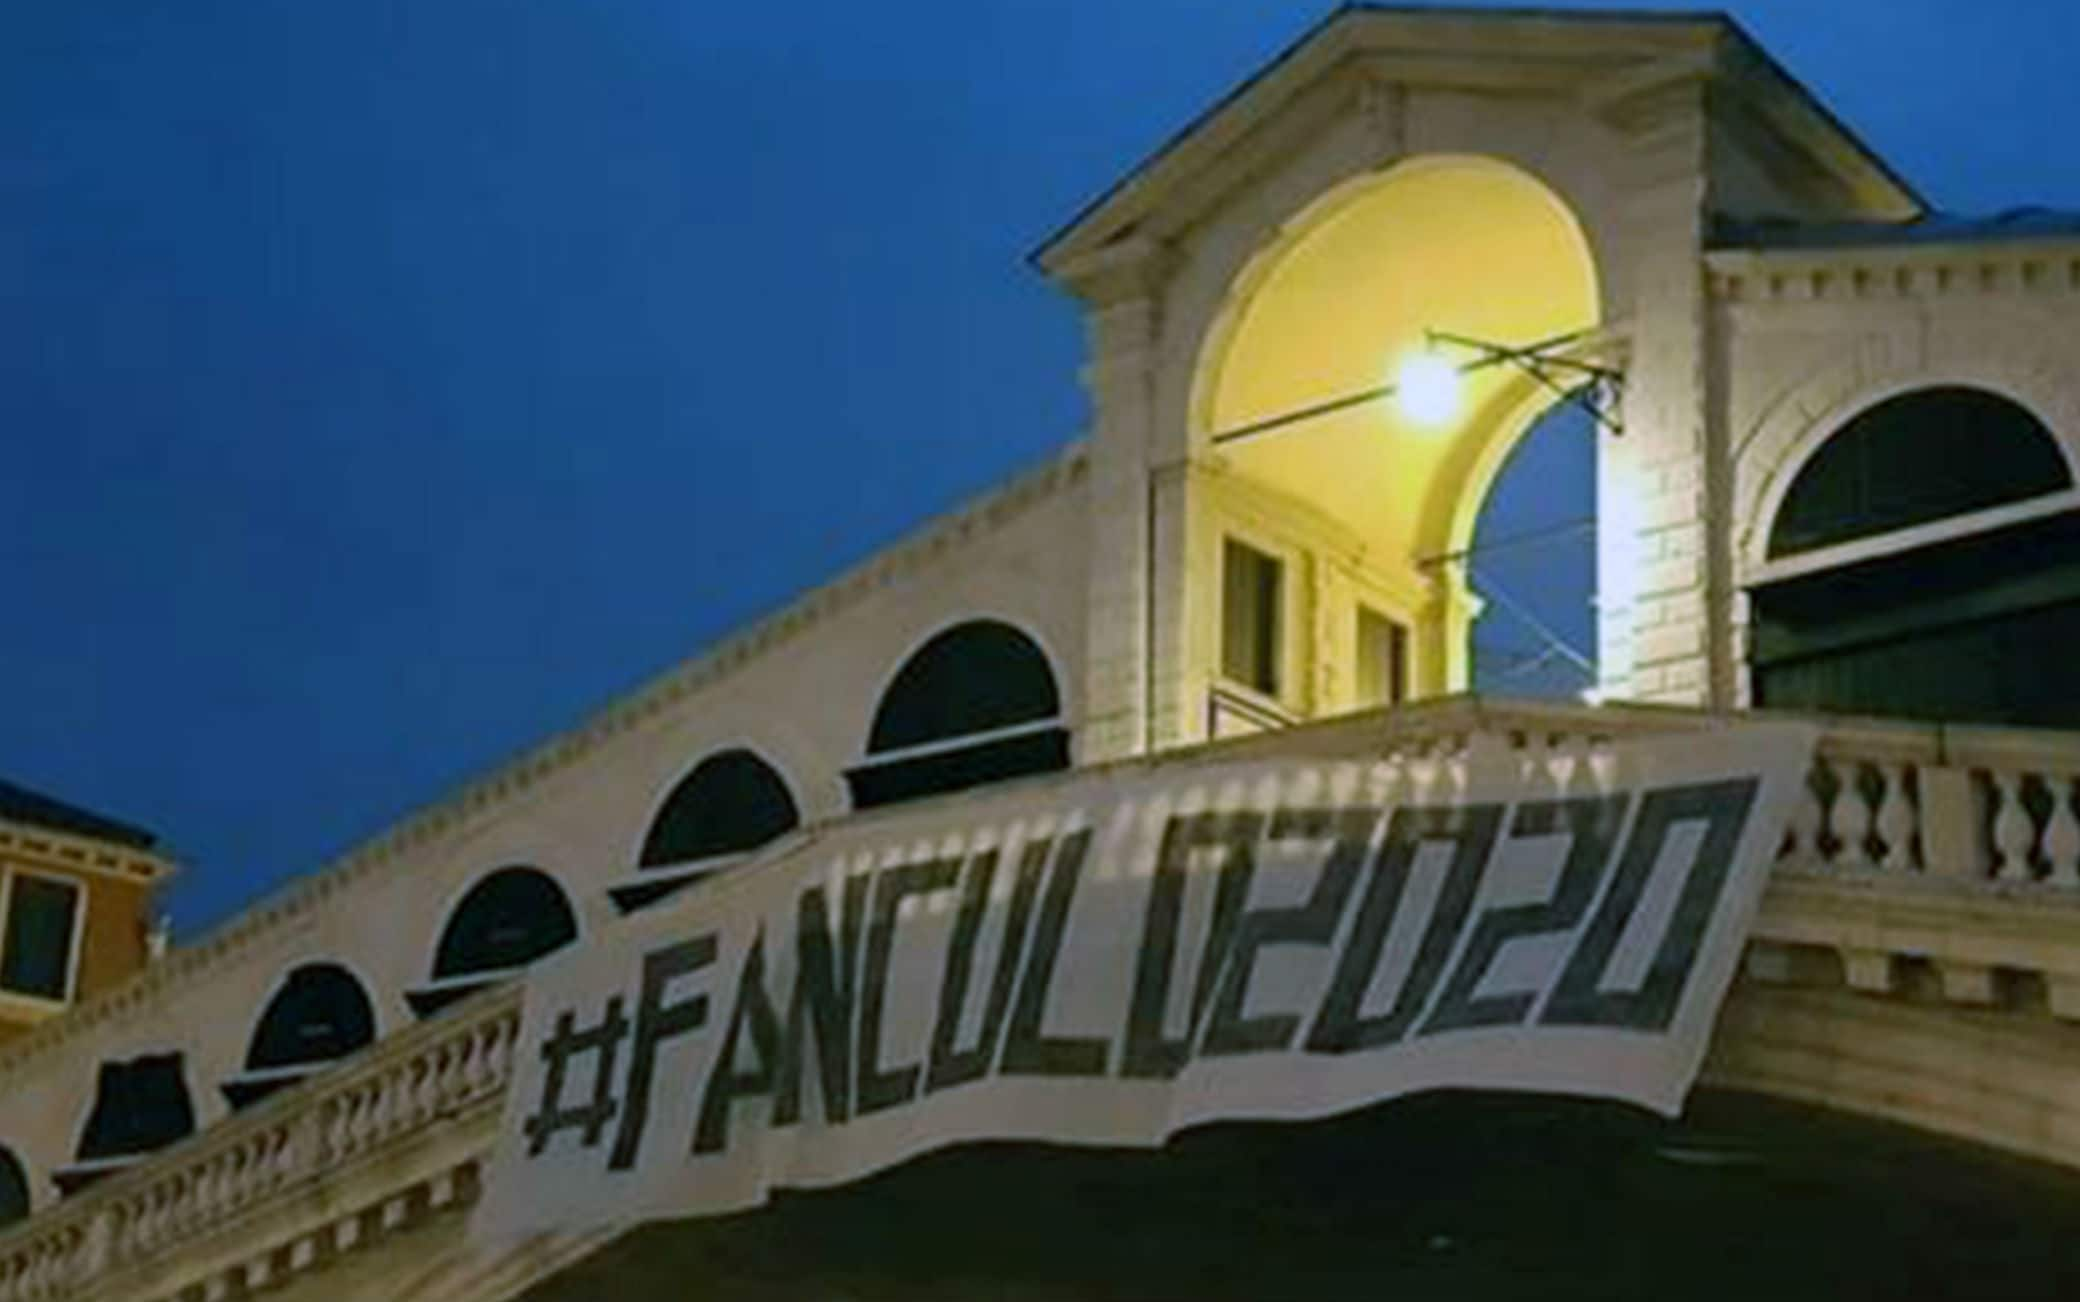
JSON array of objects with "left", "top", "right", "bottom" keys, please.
[
  {"left": 1768, "top": 386, "right": 2068, "bottom": 558},
  {"left": 640, "top": 750, "right": 800, "bottom": 868},
  {"left": 406, "top": 866, "right": 578, "bottom": 1018},
  {"left": 1356, "top": 607, "right": 1410, "bottom": 707},
  {"left": 57, "top": 1053, "right": 194, "bottom": 1194},
  {"left": 846, "top": 620, "right": 1070, "bottom": 810},
  {"left": 1753, "top": 387, "right": 2080, "bottom": 727},
  {"left": 1222, "top": 539, "right": 1283, "bottom": 696},
  {"left": 615, "top": 750, "right": 804, "bottom": 912},
  {"left": 224, "top": 963, "right": 376, "bottom": 1109},
  {"left": 1, "top": 873, "right": 80, "bottom": 1001},
  {"left": 1753, "top": 511, "right": 2080, "bottom": 728}
]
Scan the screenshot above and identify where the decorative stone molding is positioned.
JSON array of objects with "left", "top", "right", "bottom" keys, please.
[
  {"left": 0, "top": 820, "right": 173, "bottom": 887},
  {"left": 1709, "top": 240, "right": 2080, "bottom": 305}
]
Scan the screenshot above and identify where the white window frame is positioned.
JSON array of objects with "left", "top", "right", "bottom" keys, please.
[
  {"left": 0, "top": 867, "right": 88, "bottom": 1007},
  {"left": 1218, "top": 531, "right": 1295, "bottom": 707},
  {"left": 1354, "top": 602, "right": 1415, "bottom": 709}
]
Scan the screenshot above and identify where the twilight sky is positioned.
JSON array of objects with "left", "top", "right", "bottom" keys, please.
[{"left": 4, "top": 0, "right": 2076, "bottom": 933}]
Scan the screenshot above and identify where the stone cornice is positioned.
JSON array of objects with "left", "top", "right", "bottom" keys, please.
[
  {"left": 1708, "top": 239, "right": 2080, "bottom": 305},
  {"left": 0, "top": 818, "right": 174, "bottom": 888},
  {"left": 0, "top": 443, "right": 1089, "bottom": 1084}
]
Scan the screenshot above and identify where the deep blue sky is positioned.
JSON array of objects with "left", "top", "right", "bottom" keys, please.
[{"left": 5, "top": 0, "right": 2076, "bottom": 933}]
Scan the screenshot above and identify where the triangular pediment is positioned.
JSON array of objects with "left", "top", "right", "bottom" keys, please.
[{"left": 1034, "top": 5, "right": 1922, "bottom": 280}]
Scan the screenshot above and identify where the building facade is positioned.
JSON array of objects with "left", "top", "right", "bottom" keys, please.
[{"left": 6, "top": 8, "right": 2080, "bottom": 1298}]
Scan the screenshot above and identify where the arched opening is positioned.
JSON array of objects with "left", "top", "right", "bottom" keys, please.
[
  {"left": 55, "top": 1053, "right": 195, "bottom": 1195},
  {"left": 845, "top": 621, "right": 1069, "bottom": 810},
  {"left": 1191, "top": 155, "right": 1601, "bottom": 723},
  {"left": 612, "top": 750, "right": 803, "bottom": 913},
  {"left": 406, "top": 867, "right": 578, "bottom": 1018},
  {"left": 222, "top": 963, "right": 377, "bottom": 1109},
  {"left": 1464, "top": 395, "right": 1599, "bottom": 698},
  {"left": 0, "top": 1146, "right": 28, "bottom": 1227},
  {"left": 1752, "top": 387, "right": 2077, "bottom": 725}
]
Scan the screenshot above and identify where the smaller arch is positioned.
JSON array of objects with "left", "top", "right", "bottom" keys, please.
[
  {"left": 0, "top": 1146, "right": 28, "bottom": 1227},
  {"left": 406, "top": 866, "right": 578, "bottom": 1018},
  {"left": 55, "top": 1053, "right": 195, "bottom": 1195},
  {"left": 1766, "top": 386, "right": 2071, "bottom": 559},
  {"left": 222, "top": 962, "right": 377, "bottom": 1109},
  {"left": 847, "top": 619, "right": 1070, "bottom": 810},
  {"left": 613, "top": 749, "right": 803, "bottom": 914},
  {"left": 640, "top": 749, "right": 800, "bottom": 868},
  {"left": 1749, "top": 386, "right": 2080, "bottom": 727}
]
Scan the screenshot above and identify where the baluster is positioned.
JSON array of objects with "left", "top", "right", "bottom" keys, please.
[
  {"left": 418, "top": 1052, "right": 443, "bottom": 1118},
  {"left": 1875, "top": 762, "right": 1917, "bottom": 872},
  {"left": 2044, "top": 775, "right": 2080, "bottom": 888},
  {"left": 1784, "top": 762, "right": 1824, "bottom": 864},
  {"left": 1552, "top": 735, "right": 1592, "bottom": 797},
  {"left": 322, "top": 1093, "right": 348, "bottom": 1157},
  {"left": 411, "top": 1050, "right": 438, "bottom": 1118},
  {"left": 1990, "top": 770, "right": 2036, "bottom": 883},
  {"left": 432, "top": 1039, "right": 461, "bottom": 1104},
  {"left": 1834, "top": 761, "right": 1876, "bottom": 870},
  {"left": 269, "top": 1125, "right": 292, "bottom": 1185},
  {"left": 440, "top": 1040, "right": 466, "bottom": 1105},
  {"left": 492, "top": 1013, "right": 519, "bottom": 1082},
  {"left": 233, "top": 1141, "right": 258, "bottom": 1204},
  {"left": 342, "top": 1085, "right": 372, "bottom": 1153},
  {"left": 455, "top": 1028, "right": 485, "bottom": 1096},
  {"left": 463, "top": 1023, "right": 490, "bottom": 1098}
]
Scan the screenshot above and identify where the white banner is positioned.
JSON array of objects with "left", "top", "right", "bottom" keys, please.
[{"left": 475, "top": 724, "right": 1814, "bottom": 1240}]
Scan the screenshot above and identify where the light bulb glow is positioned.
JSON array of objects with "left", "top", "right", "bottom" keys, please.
[{"left": 1396, "top": 351, "right": 1462, "bottom": 427}]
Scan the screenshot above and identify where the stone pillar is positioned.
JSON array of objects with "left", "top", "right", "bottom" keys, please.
[
  {"left": 1596, "top": 78, "right": 1727, "bottom": 706},
  {"left": 1061, "top": 240, "right": 1175, "bottom": 761}
]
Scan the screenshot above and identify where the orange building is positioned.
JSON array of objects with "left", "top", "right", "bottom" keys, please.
[{"left": 0, "top": 782, "right": 174, "bottom": 1045}]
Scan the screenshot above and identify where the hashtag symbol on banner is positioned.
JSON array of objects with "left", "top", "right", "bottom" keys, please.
[{"left": 521, "top": 996, "right": 630, "bottom": 1157}]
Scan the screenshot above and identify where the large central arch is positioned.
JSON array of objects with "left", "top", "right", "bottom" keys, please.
[{"left": 1190, "top": 154, "right": 1601, "bottom": 700}]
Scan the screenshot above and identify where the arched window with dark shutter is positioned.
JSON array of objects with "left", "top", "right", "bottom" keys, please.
[
  {"left": 0, "top": 1146, "right": 29, "bottom": 1227},
  {"left": 406, "top": 867, "right": 578, "bottom": 1018},
  {"left": 1753, "top": 387, "right": 2080, "bottom": 726},
  {"left": 54, "top": 1054, "right": 195, "bottom": 1194},
  {"left": 845, "top": 620, "right": 1069, "bottom": 809},
  {"left": 610, "top": 750, "right": 802, "bottom": 913},
  {"left": 221, "top": 963, "right": 377, "bottom": 1109},
  {"left": 1767, "top": 386, "right": 2069, "bottom": 558}
]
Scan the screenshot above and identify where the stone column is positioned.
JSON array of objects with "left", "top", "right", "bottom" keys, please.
[
  {"left": 1595, "top": 77, "right": 1727, "bottom": 706},
  {"left": 1059, "top": 239, "right": 1175, "bottom": 761}
]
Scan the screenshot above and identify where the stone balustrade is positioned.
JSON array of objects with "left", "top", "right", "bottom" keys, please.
[{"left": 0, "top": 985, "right": 521, "bottom": 1302}]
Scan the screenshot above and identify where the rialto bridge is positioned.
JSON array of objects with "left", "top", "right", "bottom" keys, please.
[
  {"left": 3, "top": 701, "right": 2080, "bottom": 1299},
  {"left": 5, "top": 7, "right": 2080, "bottom": 1299}
]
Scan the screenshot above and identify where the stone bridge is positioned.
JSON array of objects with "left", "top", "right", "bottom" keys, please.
[{"left": 4, "top": 699, "right": 2080, "bottom": 1300}]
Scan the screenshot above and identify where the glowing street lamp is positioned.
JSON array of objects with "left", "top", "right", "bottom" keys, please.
[
  {"left": 1207, "top": 327, "right": 1622, "bottom": 449},
  {"left": 1395, "top": 349, "right": 1463, "bottom": 426}
]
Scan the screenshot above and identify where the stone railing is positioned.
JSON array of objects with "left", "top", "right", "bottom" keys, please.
[
  {"left": 1223, "top": 696, "right": 2080, "bottom": 891},
  {"left": 0, "top": 986, "right": 522, "bottom": 1302},
  {"left": 1785, "top": 722, "right": 2080, "bottom": 887},
  {"left": 1261, "top": 698, "right": 2080, "bottom": 1016}
]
